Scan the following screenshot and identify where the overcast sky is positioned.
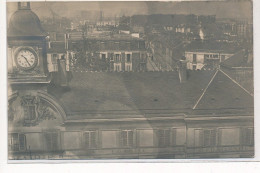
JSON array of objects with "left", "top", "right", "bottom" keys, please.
[{"left": 7, "top": 1, "right": 253, "bottom": 21}]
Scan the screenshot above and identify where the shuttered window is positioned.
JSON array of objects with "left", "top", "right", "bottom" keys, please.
[
  {"left": 240, "top": 128, "right": 254, "bottom": 146},
  {"left": 9, "top": 133, "right": 26, "bottom": 151},
  {"left": 120, "top": 130, "right": 134, "bottom": 148},
  {"left": 172, "top": 129, "right": 177, "bottom": 146},
  {"left": 195, "top": 129, "right": 217, "bottom": 147},
  {"left": 157, "top": 129, "right": 170, "bottom": 147},
  {"left": 84, "top": 131, "right": 97, "bottom": 149},
  {"left": 44, "top": 132, "right": 59, "bottom": 151}
]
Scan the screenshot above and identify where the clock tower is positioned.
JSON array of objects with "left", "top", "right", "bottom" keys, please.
[
  {"left": 7, "top": 2, "right": 67, "bottom": 132},
  {"left": 7, "top": 2, "right": 50, "bottom": 84}
]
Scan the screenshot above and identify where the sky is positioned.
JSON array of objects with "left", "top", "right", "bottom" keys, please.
[{"left": 7, "top": 1, "right": 253, "bottom": 21}]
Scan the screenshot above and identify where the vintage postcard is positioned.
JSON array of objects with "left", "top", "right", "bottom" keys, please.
[{"left": 7, "top": 0, "right": 254, "bottom": 160}]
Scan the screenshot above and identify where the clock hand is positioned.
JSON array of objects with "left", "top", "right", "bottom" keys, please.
[{"left": 21, "top": 55, "right": 31, "bottom": 66}]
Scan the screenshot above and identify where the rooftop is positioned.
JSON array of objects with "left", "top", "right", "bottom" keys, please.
[
  {"left": 47, "top": 70, "right": 253, "bottom": 119},
  {"left": 221, "top": 49, "right": 253, "bottom": 68},
  {"left": 185, "top": 40, "right": 240, "bottom": 54}
]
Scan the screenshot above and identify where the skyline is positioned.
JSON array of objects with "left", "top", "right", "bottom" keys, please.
[{"left": 7, "top": 1, "right": 253, "bottom": 22}]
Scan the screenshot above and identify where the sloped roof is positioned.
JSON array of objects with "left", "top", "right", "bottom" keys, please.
[
  {"left": 192, "top": 69, "right": 253, "bottom": 114},
  {"left": 185, "top": 40, "right": 239, "bottom": 54},
  {"left": 47, "top": 69, "right": 253, "bottom": 119},
  {"left": 48, "top": 71, "right": 215, "bottom": 118},
  {"left": 221, "top": 49, "right": 252, "bottom": 68},
  {"left": 220, "top": 67, "right": 253, "bottom": 94}
]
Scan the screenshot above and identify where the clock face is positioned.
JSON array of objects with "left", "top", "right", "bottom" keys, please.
[{"left": 15, "top": 48, "right": 38, "bottom": 70}]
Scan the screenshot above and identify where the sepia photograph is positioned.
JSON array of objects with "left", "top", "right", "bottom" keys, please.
[{"left": 6, "top": 0, "right": 254, "bottom": 160}]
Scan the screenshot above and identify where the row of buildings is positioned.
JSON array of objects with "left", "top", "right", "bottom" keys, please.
[
  {"left": 46, "top": 32, "right": 252, "bottom": 73},
  {"left": 47, "top": 32, "right": 148, "bottom": 72},
  {"left": 40, "top": 9, "right": 253, "bottom": 73}
]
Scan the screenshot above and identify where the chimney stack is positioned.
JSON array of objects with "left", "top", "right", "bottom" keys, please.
[
  {"left": 178, "top": 60, "right": 187, "bottom": 83},
  {"left": 18, "top": 2, "right": 30, "bottom": 10}
]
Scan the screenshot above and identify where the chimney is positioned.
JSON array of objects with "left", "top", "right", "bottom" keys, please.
[
  {"left": 18, "top": 2, "right": 30, "bottom": 10},
  {"left": 178, "top": 60, "right": 187, "bottom": 83}
]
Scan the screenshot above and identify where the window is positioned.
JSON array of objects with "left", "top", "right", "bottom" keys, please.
[
  {"left": 240, "top": 128, "right": 254, "bottom": 146},
  {"left": 221, "top": 55, "right": 226, "bottom": 61},
  {"left": 120, "top": 130, "right": 134, "bottom": 147},
  {"left": 138, "top": 41, "right": 145, "bottom": 49},
  {"left": 115, "top": 42, "right": 120, "bottom": 50},
  {"left": 192, "top": 64, "right": 197, "bottom": 70},
  {"left": 126, "top": 42, "right": 131, "bottom": 50},
  {"left": 84, "top": 131, "right": 97, "bottom": 149},
  {"left": 126, "top": 54, "right": 131, "bottom": 63},
  {"left": 204, "top": 54, "right": 209, "bottom": 59},
  {"left": 100, "top": 42, "right": 105, "bottom": 50},
  {"left": 100, "top": 53, "right": 107, "bottom": 61},
  {"left": 195, "top": 129, "right": 217, "bottom": 147},
  {"left": 53, "top": 54, "right": 58, "bottom": 59},
  {"left": 9, "top": 133, "right": 26, "bottom": 151},
  {"left": 125, "top": 64, "right": 132, "bottom": 71},
  {"left": 114, "top": 64, "right": 121, "bottom": 72},
  {"left": 101, "top": 54, "right": 106, "bottom": 60},
  {"left": 193, "top": 54, "right": 197, "bottom": 62},
  {"left": 172, "top": 129, "right": 177, "bottom": 146},
  {"left": 157, "top": 129, "right": 170, "bottom": 147},
  {"left": 213, "top": 54, "right": 219, "bottom": 59},
  {"left": 140, "top": 53, "right": 146, "bottom": 63},
  {"left": 114, "top": 54, "right": 121, "bottom": 62},
  {"left": 44, "top": 132, "right": 59, "bottom": 151},
  {"left": 203, "top": 129, "right": 217, "bottom": 146},
  {"left": 139, "top": 64, "right": 146, "bottom": 72}
]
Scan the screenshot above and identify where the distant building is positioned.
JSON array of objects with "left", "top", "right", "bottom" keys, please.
[
  {"left": 220, "top": 49, "right": 253, "bottom": 93},
  {"left": 175, "top": 25, "right": 191, "bottom": 33},
  {"left": 185, "top": 41, "right": 238, "bottom": 70},
  {"left": 68, "top": 33, "right": 147, "bottom": 72},
  {"left": 147, "top": 34, "right": 186, "bottom": 71},
  {"left": 96, "top": 20, "right": 118, "bottom": 27}
]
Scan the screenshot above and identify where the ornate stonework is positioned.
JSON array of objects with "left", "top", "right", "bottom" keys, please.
[{"left": 8, "top": 93, "right": 58, "bottom": 127}]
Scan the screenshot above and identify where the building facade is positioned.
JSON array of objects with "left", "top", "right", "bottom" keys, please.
[
  {"left": 69, "top": 36, "right": 147, "bottom": 72},
  {"left": 185, "top": 51, "right": 233, "bottom": 70}
]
